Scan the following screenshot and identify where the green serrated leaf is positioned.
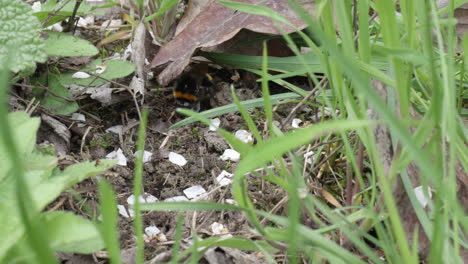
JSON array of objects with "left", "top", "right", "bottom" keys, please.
[
  {"left": 43, "top": 31, "right": 98, "bottom": 57},
  {"left": 0, "top": 0, "right": 47, "bottom": 72}
]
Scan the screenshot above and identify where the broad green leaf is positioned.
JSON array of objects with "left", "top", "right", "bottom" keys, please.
[
  {"left": 33, "top": 160, "right": 116, "bottom": 207},
  {"left": 0, "top": 112, "right": 40, "bottom": 182},
  {"left": 45, "top": 211, "right": 104, "bottom": 253},
  {"left": 59, "top": 59, "right": 135, "bottom": 87},
  {"left": 0, "top": 159, "right": 114, "bottom": 260},
  {"left": 203, "top": 52, "right": 322, "bottom": 73},
  {"left": 203, "top": 52, "right": 392, "bottom": 85},
  {"left": 0, "top": 0, "right": 46, "bottom": 72},
  {"left": 41, "top": 74, "right": 79, "bottom": 115},
  {"left": 2, "top": 238, "right": 37, "bottom": 264},
  {"left": 34, "top": 0, "right": 93, "bottom": 27},
  {"left": 43, "top": 31, "right": 98, "bottom": 57}
]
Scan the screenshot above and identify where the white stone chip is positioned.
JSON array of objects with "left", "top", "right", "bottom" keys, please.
[
  {"left": 143, "top": 226, "right": 167, "bottom": 243},
  {"left": 106, "top": 148, "right": 127, "bottom": 166},
  {"left": 129, "top": 76, "right": 145, "bottom": 95},
  {"left": 117, "top": 204, "right": 134, "bottom": 218},
  {"left": 95, "top": 64, "right": 106, "bottom": 74},
  {"left": 220, "top": 149, "right": 240, "bottom": 162},
  {"left": 168, "top": 152, "right": 187, "bottom": 166},
  {"left": 77, "top": 16, "right": 95, "bottom": 28},
  {"left": 134, "top": 150, "right": 153, "bottom": 163},
  {"left": 145, "top": 226, "right": 160, "bottom": 236},
  {"left": 216, "top": 170, "right": 233, "bottom": 186},
  {"left": 291, "top": 118, "right": 303, "bottom": 128},
  {"left": 414, "top": 186, "right": 432, "bottom": 208},
  {"left": 32, "top": 1, "right": 42, "bottom": 12},
  {"left": 225, "top": 199, "right": 237, "bottom": 205},
  {"left": 165, "top": 196, "right": 189, "bottom": 202},
  {"left": 235, "top": 129, "right": 253, "bottom": 144},
  {"left": 46, "top": 23, "right": 63, "bottom": 32},
  {"left": 183, "top": 185, "right": 207, "bottom": 200},
  {"left": 303, "top": 151, "right": 315, "bottom": 164},
  {"left": 211, "top": 222, "right": 229, "bottom": 235},
  {"left": 121, "top": 44, "right": 132, "bottom": 60},
  {"left": 105, "top": 125, "right": 123, "bottom": 134},
  {"left": 71, "top": 113, "right": 86, "bottom": 122},
  {"left": 209, "top": 118, "right": 221, "bottom": 131},
  {"left": 72, "top": 72, "right": 91, "bottom": 79},
  {"left": 127, "top": 193, "right": 158, "bottom": 205}
]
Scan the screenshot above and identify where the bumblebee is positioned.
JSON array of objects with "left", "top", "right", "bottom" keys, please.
[{"left": 173, "top": 71, "right": 213, "bottom": 111}]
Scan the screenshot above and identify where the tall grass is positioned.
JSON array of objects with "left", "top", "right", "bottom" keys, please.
[
  {"left": 140, "top": 0, "right": 468, "bottom": 263},
  {"left": 3, "top": 0, "right": 458, "bottom": 263}
]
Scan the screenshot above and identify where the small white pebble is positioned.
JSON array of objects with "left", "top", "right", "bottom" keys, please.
[
  {"left": 165, "top": 196, "right": 189, "bottom": 202},
  {"left": 143, "top": 226, "right": 167, "bottom": 243},
  {"left": 211, "top": 222, "right": 229, "bottom": 235},
  {"left": 225, "top": 199, "right": 237, "bottom": 205},
  {"left": 121, "top": 44, "right": 132, "bottom": 60},
  {"left": 32, "top": 1, "right": 41, "bottom": 12},
  {"left": 95, "top": 64, "right": 106, "bottom": 74},
  {"left": 235, "top": 130, "right": 253, "bottom": 144},
  {"left": 303, "top": 151, "right": 315, "bottom": 164},
  {"left": 145, "top": 226, "right": 160, "bottom": 236},
  {"left": 183, "top": 185, "right": 207, "bottom": 200},
  {"left": 117, "top": 204, "right": 134, "bottom": 218},
  {"left": 209, "top": 118, "right": 221, "bottom": 131},
  {"left": 134, "top": 150, "right": 153, "bottom": 163},
  {"left": 216, "top": 170, "right": 233, "bottom": 186},
  {"left": 168, "top": 152, "right": 187, "bottom": 166},
  {"left": 105, "top": 125, "right": 123, "bottom": 134},
  {"left": 127, "top": 193, "right": 158, "bottom": 205},
  {"left": 414, "top": 186, "right": 432, "bottom": 208},
  {"left": 77, "top": 16, "right": 95, "bottom": 28},
  {"left": 291, "top": 118, "right": 303, "bottom": 128},
  {"left": 297, "top": 188, "right": 308, "bottom": 199},
  {"left": 71, "top": 113, "right": 86, "bottom": 122},
  {"left": 46, "top": 23, "right": 63, "bottom": 32},
  {"left": 106, "top": 148, "right": 127, "bottom": 166},
  {"left": 72, "top": 71, "right": 90, "bottom": 79},
  {"left": 220, "top": 149, "right": 240, "bottom": 162}
]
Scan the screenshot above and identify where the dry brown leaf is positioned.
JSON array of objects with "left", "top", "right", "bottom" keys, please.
[
  {"left": 149, "top": 0, "right": 314, "bottom": 85},
  {"left": 321, "top": 189, "right": 343, "bottom": 208}
]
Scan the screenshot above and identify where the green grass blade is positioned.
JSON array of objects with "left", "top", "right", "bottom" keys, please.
[
  {"left": 170, "top": 93, "right": 301, "bottom": 128},
  {"left": 132, "top": 109, "right": 148, "bottom": 264},
  {"left": 98, "top": 181, "right": 122, "bottom": 264}
]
